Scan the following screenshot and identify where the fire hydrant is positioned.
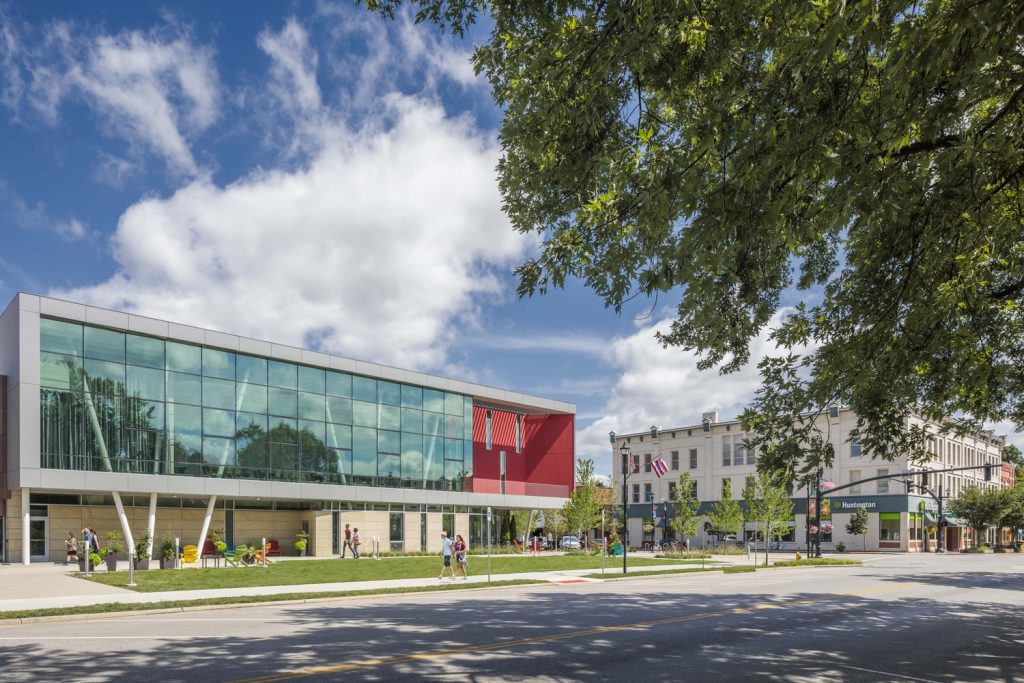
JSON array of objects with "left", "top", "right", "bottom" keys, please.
[{"left": 795, "top": 551, "right": 802, "bottom": 561}]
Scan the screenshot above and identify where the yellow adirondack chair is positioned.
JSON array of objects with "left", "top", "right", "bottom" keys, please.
[{"left": 180, "top": 544, "right": 199, "bottom": 565}]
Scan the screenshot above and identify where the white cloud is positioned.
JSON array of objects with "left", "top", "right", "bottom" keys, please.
[
  {"left": 574, "top": 316, "right": 785, "bottom": 474},
  {"left": 0, "top": 18, "right": 219, "bottom": 176},
  {"left": 0, "top": 183, "right": 91, "bottom": 242},
  {"left": 55, "top": 93, "right": 529, "bottom": 370},
  {"left": 257, "top": 18, "right": 322, "bottom": 116}
]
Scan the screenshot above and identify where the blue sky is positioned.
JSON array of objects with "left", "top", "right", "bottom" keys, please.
[{"left": 2, "top": 2, "right": 1019, "bottom": 476}]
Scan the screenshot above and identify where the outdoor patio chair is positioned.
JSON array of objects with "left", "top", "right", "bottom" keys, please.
[
  {"left": 180, "top": 544, "right": 198, "bottom": 565},
  {"left": 266, "top": 539, "right": 283, "bottom": 556}
]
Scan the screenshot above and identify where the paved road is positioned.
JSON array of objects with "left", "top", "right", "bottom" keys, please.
[{"left": 2, "top": 554, "right": 1022, "bottom": 682}]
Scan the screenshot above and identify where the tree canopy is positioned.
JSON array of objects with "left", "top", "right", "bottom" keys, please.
[
  {"left": 366, "top": 0, "right": 1024, "bottom": 474},
  {"left": 948, "top": 485, "right": 1011, "bottom": 545},
  {"left": 706, "top": 480, "right": 743, "bottom": 538},
  {"left": 743, "top": 473, "right": 793, "bottom": 565}
]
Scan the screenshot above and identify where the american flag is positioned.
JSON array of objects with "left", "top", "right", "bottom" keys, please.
[
  {"left": 819, "top": 479, "right": 837, "bottom": 492},
  {"left": 652, "top": 457, "right": 669, "bottom": 478}
]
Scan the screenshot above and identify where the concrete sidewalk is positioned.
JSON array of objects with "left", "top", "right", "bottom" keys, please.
[{"left": 0, "top": 551, "right": 847, "bottom": 614}]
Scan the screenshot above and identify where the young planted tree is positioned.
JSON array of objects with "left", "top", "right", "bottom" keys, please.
[
  {"left": 670, "top": 472, "right": 701, "bottom": 542},
  {"left": 706, "top": 481, "right": 743, "bottom": 546},
  {"left": 846, "top": 507, "right": 870, "bottom": 552},
  {"left": 743, "top": 474, "right": 794, "bottom": 566},
  {"left": 999, "top": 483, "right": 1024, "bottom": 551},
  {"left": 948, "top": 486, "right": 1012, "bottom": 549},
  {"left": 561, "top": 459, "right": 602, "bottom": 549}
]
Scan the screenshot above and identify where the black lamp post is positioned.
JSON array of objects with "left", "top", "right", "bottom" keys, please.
[{"left": 619, "top": 443, "right": 631, "bottom": 575}]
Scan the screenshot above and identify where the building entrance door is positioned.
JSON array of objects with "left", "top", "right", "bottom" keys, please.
[{"left": 30, "top": 517, "right": 49, "bottom": 561}]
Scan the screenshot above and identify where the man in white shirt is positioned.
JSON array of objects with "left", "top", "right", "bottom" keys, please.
[{"left": 438, "top": 531, "right": 455, "bottom": 579}]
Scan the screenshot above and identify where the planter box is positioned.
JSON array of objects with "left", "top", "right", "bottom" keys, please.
[
  {"left": 77, "top": 558, "right": 96, "bottom": 572},
  {"left": 161, "top": 557, "right": 177, "bottom": 569},
  {"left": 134, "top": 558, "right": 151, "bottom": 570},
  {"left": 105, "top": 553, "right": 118, "bottom": 572}
]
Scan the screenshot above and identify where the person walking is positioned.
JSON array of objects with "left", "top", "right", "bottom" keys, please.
[
  {"left": 438, "top": 531, "right": 455, "bottom": 579},
  {"left": 351, "top": 528, "right": 361, "bottom": 559},
  {"left": 453, "top": 534, "right": 469, "bottom": 580},
  {"left": 65, "top": 532, "right": 78, "bottom": 565},
  {"left": 341, "top": 524, "right": 354, "bottom": 558}
]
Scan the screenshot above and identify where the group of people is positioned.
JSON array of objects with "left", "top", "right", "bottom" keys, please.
[
  {"left": 439, "top": 531, "right": 469, "bottom": 580},
  {"left": 64, "top": 528, "right": 101, "bottom": 565}
]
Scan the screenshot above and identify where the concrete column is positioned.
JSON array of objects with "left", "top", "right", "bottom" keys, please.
[
  {"left": 146, "top": 493, "right": 157, "bottom": 559},
  {"left": 197, "top": 496, "right": 217, "bottom": 553},
  {"left": 21, "top": 487, "right": 30, "bottom": 565},
  {"left": 112, "top": 492, "right": 135, "bottom": 554}
]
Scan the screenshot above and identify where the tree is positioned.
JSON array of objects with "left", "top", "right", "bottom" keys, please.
[
  {"left": 1003, "top": 444, "right": 1023, "bottom": 466},
  {"left": 706, "top": 480, "right": 743, "bottom": 543},
  {"left": 743, "top": 473, "right": 794, "bottom": 566},
  {"left": 948, "top": 486, "right": 1012, "bottom": 549},
  {"left": 367, "top": 0, "right": 1024, "bottom": 474},
  {"left": 670, "top": 472, "right": 701, "bottom": 541},
  {"left": 999, "top": 482, "right": 1024, "bottom": 551},
  {"left": 846, "top": 507, "right": 870, "bottom": 552},
  {"left": 561, "top": 459, "right": 602, "bottom": 548}
]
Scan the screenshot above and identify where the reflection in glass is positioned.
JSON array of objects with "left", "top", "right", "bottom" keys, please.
[
  {"left": 268, "top": 360, "right": 297, "bottom": 389},
  {"left": 236, "top": 354, "right": 267, "bottom": 385},
  {"left": 126, "top": 335, "right": 164, "bottom": 369},
  {"left": 326, "top": 371, "right": 351, "bottom": 398},
  {"left": 353, "top": 427, "right": 376, "bottom": 476},
  {"left": 379, "top": 381, "right": 400, "bottom": 406},
  {"left": 166, "top": 341, "right": 201, "bottom": 374},
  {"left": 85, "top": 327, "right": 125, "bottom": 363},
  {"left": 85, "top": 359, "right": 125, "bottom": 395},
  {"left": 353, "top": 376, "right": 376, "bottom": 402},
  {"left": 326, "top": 396, "right": 352, "bottom": 425},
  {"left": 352, "top": 400, "right": 376, "bottom": 428},
  {"left": 325, "top": 423, "right": 352, "bottom": 449},
  {"left": 167, "top": 372, "right": 201, "bottom": 405},
  {"left": 423, "top": 389, "right": 444, "bottom": 414},
  {"left": 401, "top": 385, "right": 422, "bottom": 409},
  {"left": 378, "top": 405, "right": 400, "bottom": 431},
  {"left": 202, "top": 348, "right": 235, "bottom": 380},
  {"left": 298, "top": 392, "right": 325, "bottom": 421},
  {"left": 237, "top": 382, "right": 268, "bottom": 413},
  {"left": 127, "top": 365, "right": 164, "bottom": 401},
  {"left": 269, "top": 388, "right": 297, "bottom": 417},
  {"left": 41, "top": 353, "right": 83, "bottom": 391},
  {"left": 401, "top": 407, "right": 422, "bottom": 434},
  {"left": 40, "top": 319, "right": 83, "bottom": 357},
  {"left": 203, "top": 377, "right": 235, "bottom": 409},
  {"left": 298, "top": 365, "right": 325, "bottom": 394}
]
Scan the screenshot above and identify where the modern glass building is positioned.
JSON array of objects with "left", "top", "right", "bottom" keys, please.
[{"left": 0, "top": 294, "right": 575, "bottom": 563}]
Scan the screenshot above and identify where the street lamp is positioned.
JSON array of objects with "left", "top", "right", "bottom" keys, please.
[{"left": 619, "top": 442, "right": 632, "bottom": 575}]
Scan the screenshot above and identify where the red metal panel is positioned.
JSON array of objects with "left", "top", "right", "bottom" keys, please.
[{"left": 471, "top": 406, "right": 574, "bottom": 498}]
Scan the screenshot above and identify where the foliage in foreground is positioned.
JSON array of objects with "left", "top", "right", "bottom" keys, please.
[{"left": 365, "top": 0, "right": 1024, "bottom": 475}]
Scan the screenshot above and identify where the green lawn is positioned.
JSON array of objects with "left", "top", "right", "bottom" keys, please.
[{"left": 80, "top": 555, "right": 686, "bottom": 592}]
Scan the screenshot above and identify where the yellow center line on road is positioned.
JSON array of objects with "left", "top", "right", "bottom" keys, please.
[{"left": 234, "top": 582, "right": 924, "bottom": 683}]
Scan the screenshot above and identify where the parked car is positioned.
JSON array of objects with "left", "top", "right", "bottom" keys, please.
[{"left": 560, "top": 535, "right": 581, "bottom": 549}]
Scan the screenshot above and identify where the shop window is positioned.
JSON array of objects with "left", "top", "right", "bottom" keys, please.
[{"left": 879, "top": 513, "right": 900, "bottom": 541}]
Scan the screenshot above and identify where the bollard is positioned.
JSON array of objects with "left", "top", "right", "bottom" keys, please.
[
  {"left": 175, "top": 537, "right": 180, "bottom": 570},
  {"left": 127, "top": 551, "right": 137, "bottom": 587},
  {"left": 262, "top": 537, "right": 267, "bottom": 567}
]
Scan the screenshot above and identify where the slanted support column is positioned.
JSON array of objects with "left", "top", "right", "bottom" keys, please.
[
  {"left": 146, "top": 493, "right": 157, "bottom": 559},
  {"left": 21, "top": 487, "right": 30, "bottom": 565},
  {"left": 197, "top": 496, "right": 217, "bottom": 553},
  {"left": 112, "top": 492, "right": 135, "bottom": 555}
]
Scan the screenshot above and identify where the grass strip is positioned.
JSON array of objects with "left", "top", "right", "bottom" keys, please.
[
  {"left": 79, "top": 556, "right": 682, "bottom": 592},
  {"left": 580, "top": 567, "right": 722, "bottom": 580},
  {"left": 0, "top": 579, "right": 545, "bottom": 623},
  {"left": 770, "top": 559, "right": 862, "bottom": 567},
  {"left": 722, "top": 566, "right": 756, "bottom": 573}
]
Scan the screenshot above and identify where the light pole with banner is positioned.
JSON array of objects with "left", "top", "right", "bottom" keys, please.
[{"left": 619, "top": 442, "right": 633, "bottom": 574}]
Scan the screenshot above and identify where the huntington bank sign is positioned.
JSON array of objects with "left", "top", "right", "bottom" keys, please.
[{"left": 831, "top": 500, "right": 877, "bottom": 511}]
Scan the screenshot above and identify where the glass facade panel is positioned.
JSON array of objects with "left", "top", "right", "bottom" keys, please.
[
  {"left": 268, "top": 360, "right": 297, "bottom": 389},
  {"left": 298, "top": 366, "right": 326, "bottom": 394},
  {"left": 237, "top": 382, "right": 268, "bottom": 413},
  {"left": 326, "top": 371, "right": 351, "bottom": 397},
  {"left": 126, "top": 335, "right": 164, "bottom": 368},
  {"left": 423, "top": 389, "right": 444, "bottom": 414},
  {"left": 269, "top": 388, "right": 297, "bottom": 417},
  {"left": 401, "top": 385, "right": 422, "bottom": 409},
  {"left": 85, "top": 327, "right": 125, "bottom": 363},
  {"left": 41, "top": 318, "right": 83, "bottom": 357},
  {"left": 203, "top": 377, "right": 235, "bottom": 409},
  {"left": 39, "top": 317, "right": 479, "bottom": 488},
  {"left": 353, "top": 376, "right": 376, "bottom": 402},
  {"left": 127, "top": 365, "right": 164, "bottom": 401},
  {"left": 167, "top": 372, "right": 201, "bottom": 405},
  {"left": 202, "top": 348, "right": 235, "bottom": 379},
  {"left": 326, "top": 396, "right": 352, "bottom": 424},
  {"left": 237, "top": 355, "right": 267, "bottom": 385},
  {"left": 166, "top": 341, "right": 201, "bottom": 374},
  {"left": 379, "top": 404, "right": 401, "bottom": 431},
  {"left": 298, "top": 392, "right": 326, "bottom": 421}
]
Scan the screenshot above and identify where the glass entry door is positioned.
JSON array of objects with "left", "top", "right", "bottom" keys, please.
[{"left": 30, "top": 517, "right": 49, "bottom": 561}]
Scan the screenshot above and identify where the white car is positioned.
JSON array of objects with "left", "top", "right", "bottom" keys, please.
[{"left": 560, "top": 535, "right": 581, "bottom": 549}]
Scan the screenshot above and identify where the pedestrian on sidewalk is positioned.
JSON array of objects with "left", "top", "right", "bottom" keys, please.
[
  {"left": 454, "top": 534, "right": 469, "bottom": 580},
  {"left": 65, "top": 532, "right": 78, "bottom": 565},
  {"left": 341, "top": 524, "right": 354, "bottom": 558},
  {"left": 352, "top": 528, "right": 360, "bottom": 559},
  {"left": 438, "top": 531, "right": 455, "bottom": 579}
]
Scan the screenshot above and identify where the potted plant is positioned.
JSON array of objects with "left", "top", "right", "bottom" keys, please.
[
  {"left": 134, "top": 533, "right": 152, "bottom": 570},
  {"left": 295, "top": 530, "right": 309, "bottom": 557},
  {"left": 78, "top": 551, "right": 96, "bottom": 572},
  {"left": 835, "top": 541, "right": 846, "bottom": 553},
  {"left": 103, "top": 531, "right": 125, "bottom": 571},
  {"left": 215, "top": 539, "right": 227, "bottom": 555},
  {"left": 89, "top": 551, "right": 103, "bottom": 571},
  {"left": 160, "top": 536, "right": 177, "bottom": 569}
]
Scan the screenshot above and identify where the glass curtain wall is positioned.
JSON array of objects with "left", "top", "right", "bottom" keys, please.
[{"left": 39, "top": 318, "right": 474, "bottom": 489}]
